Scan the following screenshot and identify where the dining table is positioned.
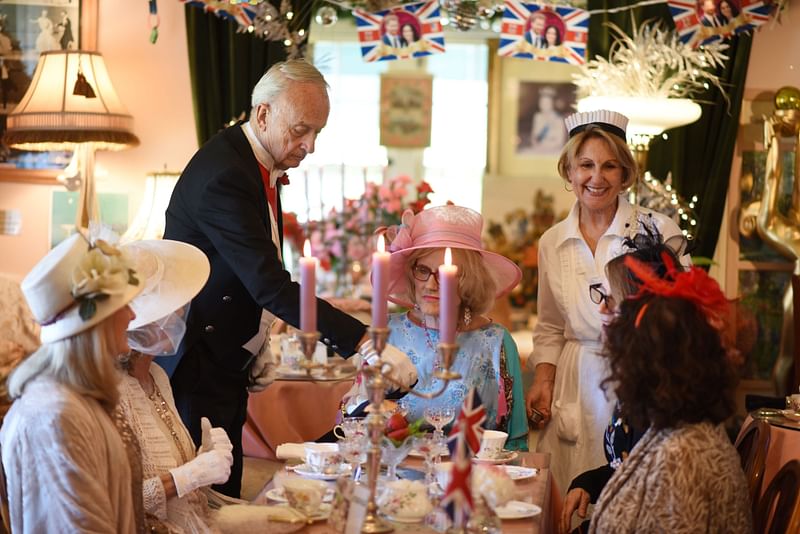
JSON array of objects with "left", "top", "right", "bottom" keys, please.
[
  {"left": 254, "top": 451, "right": 557, "bottom": 534},
  {"left": 742, "top": 410, "right": 800, "bottom": 496}
]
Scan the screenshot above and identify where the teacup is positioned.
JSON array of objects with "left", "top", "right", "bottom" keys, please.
[
  {"left": 435, "top": 461, "right": 453, "bottom": 490},
  {"left": 282, "top": 478, "right": 328, "bottom": 516},
  {"left": 333, "top": 417, "right": 367, "bottom": 440},
  {"left": 477, "top": 430, "right": 508, "bottom": 459},
  {"left": 304, "top": 443, "right": 342, "bottom": 474},
  {"left": 787, "top": 394, "right": 800, "bottom": 413}
]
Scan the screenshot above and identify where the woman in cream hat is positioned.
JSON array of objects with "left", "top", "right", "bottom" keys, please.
[
  {"left": 119, "top": 240, "right": 285, "bottom": 532},
  {"left": 525, "top": 110, "right": 688, "bottom": 495},
  {"left": 1, "top": 233, "right": 142, "bottom": 532},
  {"left": 379, "top": 205, "right": 528, "bottom": 450}
]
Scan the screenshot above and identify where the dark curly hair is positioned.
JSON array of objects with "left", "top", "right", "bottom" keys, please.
[{"left": 602, "top": 294, "right": 737, "bottom": 430}]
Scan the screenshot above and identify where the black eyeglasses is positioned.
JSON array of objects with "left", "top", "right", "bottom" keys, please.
[
  {"left": 589, "top": 283, "right": 609, "bottom": 305},
  {"left": 412, "top": 263, "right": 440, "bottom": 284}
]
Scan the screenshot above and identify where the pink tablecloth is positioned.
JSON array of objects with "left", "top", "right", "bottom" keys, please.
[
  {"left": 243, "top": 380, "right": 353, "bottom": 460},
  {"left": 739, "top": 414, "right": 800, "bottom": 496}
]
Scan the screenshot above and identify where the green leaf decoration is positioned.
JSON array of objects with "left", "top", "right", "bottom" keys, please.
[{"left": 79, "top": 299, "right": 97, "bottom": 321}]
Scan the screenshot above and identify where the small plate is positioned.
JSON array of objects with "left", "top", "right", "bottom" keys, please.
[
  {"left": 265, "top": 487, "right": 335, "bottom": 503},
  {"left": 493, "top": 501, "right": 542, "bottom": 520},
  {"left": 501, "top": 465, "right": 539, "bottom": 481},
  {"left": 278, "top": 502, "right": 332, "bottom": 522},
  {"left": 473, "top": 450, "right": 519, "bottom": 465},
  {"left": 781, "top": 409, "right": 800, "bottom": 422},
  {"left": 291, "top": 463, "right": 352, "bottom": 480},
  {"left": 386, "top": 513, "right": 427, "bottom": 524}
]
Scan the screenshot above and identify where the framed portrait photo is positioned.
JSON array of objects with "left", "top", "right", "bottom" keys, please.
[
  {"left": 0, "top": 0, "right": 97, "bottom": 185},
  {"left": 487, "top": 41, "right": 579, "bottom": 179}
]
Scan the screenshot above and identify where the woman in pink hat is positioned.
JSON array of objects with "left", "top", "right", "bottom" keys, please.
[
  {"left": 525, "top": 110, "right": 688, "bottom": 496},
  {"left": 1, "top": 233, "right": 142, "bottom": 532},
  {"left": 379, "top": 204, "right": 529, "bottom": 450}
]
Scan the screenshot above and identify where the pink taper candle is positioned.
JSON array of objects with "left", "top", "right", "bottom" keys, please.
[
  {"left": 300, "top": 239, "right": 317, "bottom": 333},
  {"left": 439, "top": 247, "right": 458, "bottom": 344},
  {"left": 372, "top": 234, "right": 390, "bottom": 328}
]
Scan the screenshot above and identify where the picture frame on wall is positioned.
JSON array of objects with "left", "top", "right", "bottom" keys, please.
[
  {"left": 487, "top": 40, "right": 579, "bottom": 178},
  {"left": 379, "top": 73, "right": 433, "bottom": 148},
  {"left": 0, "top": 0, "right": 97, "bottom": 185}
]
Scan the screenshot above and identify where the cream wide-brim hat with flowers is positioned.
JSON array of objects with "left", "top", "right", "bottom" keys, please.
[
  {"left": 124, "top": 239, "right": 210, "bottom": 329},
  {"left": 22, "top": 233, "right": 143, "bottom": 344}
]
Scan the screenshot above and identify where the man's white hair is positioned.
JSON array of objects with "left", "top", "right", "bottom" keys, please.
[{"left": 250, "top": 59, "right": 329, "bottom": 108}]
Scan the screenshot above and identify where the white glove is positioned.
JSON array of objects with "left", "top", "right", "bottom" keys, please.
[
  {"left": 358, "top": 340, "right": 418, "bottom": 390},
  {"left": 169, "top": 449, "right": 233, "bottom": 498},
  {"left": 248, "top": 338, "right": 277, "bottom": 393},
  {"left": 200, "top": 417, "right": 233, "bottom": 454}
]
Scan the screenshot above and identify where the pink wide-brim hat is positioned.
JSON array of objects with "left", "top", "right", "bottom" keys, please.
[{"left": 383, "top": 205, "right": 522, "bottom": 308}]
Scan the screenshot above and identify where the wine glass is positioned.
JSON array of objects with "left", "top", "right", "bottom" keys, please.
[
  {"left": 339, "top": 434, "right": 368, "bottom": 482},
  {"left": 424, "top": 406, "right": 456, "bottom": 442},
  {"left": 380, "top": 436, "right": 414, "bottom": 481},
  {"left": 413, "top": 433, "right": 441, "bottom": 487}
]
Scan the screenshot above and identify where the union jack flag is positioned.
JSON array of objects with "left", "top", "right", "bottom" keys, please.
[
  {"left": 498, "top": 1, "right": 589, "bottom": 65},
  {"left": 354, "top": 2, "right": 445, "bottom": 63},
  {"left": 441, "top": 388, "right": 486, "bottom": 526},
  {"left": 668, "top": 0, "right": 775, "bottom": 47},
  {"left": 181, "top": 0, "right": 256, "bottom": 29}
]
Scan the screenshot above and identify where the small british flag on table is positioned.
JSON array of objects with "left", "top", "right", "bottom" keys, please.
[
  {"left": 441, "top": 388, "right": 486, "bottom": 527},
  {"left": 354, "top": 1, "right": 445, "bottom": 63}
]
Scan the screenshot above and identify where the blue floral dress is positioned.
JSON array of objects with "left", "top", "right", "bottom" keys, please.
[{"left": 387, "top": 313, "right": 529, "bottom": 450}]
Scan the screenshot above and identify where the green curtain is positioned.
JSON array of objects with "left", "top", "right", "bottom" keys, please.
[
  {"left": 184, "top": 2, "right": 312, "bottom": 146},
  {"left": 587, "top": 1, "right": 753, "bottom": 260}
]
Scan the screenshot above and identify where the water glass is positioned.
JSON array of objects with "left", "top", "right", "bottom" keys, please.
[
  {"left": 338, "top": 434, "right": 368, "bottom": 482},
  {"left": 424, "top": 406, "right": 456, "bottom": 441}
]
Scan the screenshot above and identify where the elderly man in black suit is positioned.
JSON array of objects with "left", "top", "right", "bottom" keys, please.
[{"left": 163, "top": 59, "right": 416, "bottom": 497}]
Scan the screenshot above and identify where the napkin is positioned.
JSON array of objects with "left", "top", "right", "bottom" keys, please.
[{"left": 276, "top": 442, "right": 311, "bottom": 460}]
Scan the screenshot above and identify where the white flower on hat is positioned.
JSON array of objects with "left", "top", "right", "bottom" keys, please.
[{"left": 71, "top": 239, "right": 138, "bottom": 321}]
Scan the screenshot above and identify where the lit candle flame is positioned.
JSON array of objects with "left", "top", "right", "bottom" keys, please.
[
  {"left": 444, "top": 247, "right": 452, "bottom": 266},
  {"left": 377, "top": 234, "right": 386, "bottom": 254},
  {"left": 303, "top": 239, "right": 312, "bottom": 258}
]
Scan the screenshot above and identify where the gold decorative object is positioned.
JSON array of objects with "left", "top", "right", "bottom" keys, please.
[
  {"left": 758, "top": 94, "right": 800, "bottom": 392},
  {"left": 774, "top": 86, "right": 800, "bottom": 111}
]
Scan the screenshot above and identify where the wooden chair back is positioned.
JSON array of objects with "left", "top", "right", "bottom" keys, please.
[
  {"left": 735, "top": 418, "right": 771, "bottom": 513},
  {"left": 754, "top": 460, "right": 800, "bottom": 534}
]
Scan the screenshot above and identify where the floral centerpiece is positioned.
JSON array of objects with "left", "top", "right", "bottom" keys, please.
[
  {"left": 484, "top": 190, "right": 563, "bottom": 314},
  {"left": 284, "top": 175, "right": 433, "bottom": 295}
]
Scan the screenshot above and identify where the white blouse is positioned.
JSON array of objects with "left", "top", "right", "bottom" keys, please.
[{"left": 118, "top": 364, "right": 220, "bottom": 534}]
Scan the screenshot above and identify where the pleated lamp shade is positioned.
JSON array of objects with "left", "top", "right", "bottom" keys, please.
[{"left": 4, "top": 50, "right": 139, "bottom": 150}]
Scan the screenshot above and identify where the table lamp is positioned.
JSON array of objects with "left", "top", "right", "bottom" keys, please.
[
  {"left": 121, "top": 170, "right": 179, "bottom": 242},
  {"left": 4, "top": 50, "right": 139, "bottom": 230}
]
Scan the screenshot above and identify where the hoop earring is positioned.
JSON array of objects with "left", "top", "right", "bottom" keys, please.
[{"left": 564, "top": 181, "right": 573, "bottom": 192}]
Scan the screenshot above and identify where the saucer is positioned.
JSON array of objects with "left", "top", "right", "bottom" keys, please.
[
  {"left": 266, "top": 487, "right": 335, "bottom": 503},
  {"left": 493, "top": 501, "right": 542, "bottom": 520},
  {"left": 501, "top": 465, "right": 538, "bottom": 481},
  {"left": 473, "top": 450, "right": 519, "bottom": 464},
  {"left": 386, "top": 513, "right": 427, "bottom": 524},
  {"left": 291, "top": 463, "right": 352, "bottom": 480},
  {"left": 278, "top": 502, "right": 332, "bottom": 521}
]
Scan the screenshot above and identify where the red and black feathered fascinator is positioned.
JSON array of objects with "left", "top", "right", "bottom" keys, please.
[{"left": 623, "top": 252, "right": 729, "bottom": 328}]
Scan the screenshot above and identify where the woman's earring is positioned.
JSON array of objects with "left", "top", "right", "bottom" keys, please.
[
  {"left": 463, "top": 306, "right": 472, "bottom": 328},
  {"left": 564, "top": 181, "right": 573, "bottom": 192}
]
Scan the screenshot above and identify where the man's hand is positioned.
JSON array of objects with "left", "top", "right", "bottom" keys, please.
[{"left": 248, "top": 339, "right": 277, "bottom": 392}]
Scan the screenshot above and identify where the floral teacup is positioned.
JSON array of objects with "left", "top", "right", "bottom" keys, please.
[
  {"left": 378, "top": 480, "right": 432, "bottom": 522},
  {"left": 282, "top": 478, "right": 328, "bottom": 517},
  {"left": 304, "top": 443, "right": 343, "bottom": 474},
  {"left": 477, "top": 430, "right": 508, "bottom": 459}
]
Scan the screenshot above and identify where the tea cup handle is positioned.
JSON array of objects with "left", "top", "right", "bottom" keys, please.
[{"left": 333, "top": 425, "right": 347, "bottom": 440}]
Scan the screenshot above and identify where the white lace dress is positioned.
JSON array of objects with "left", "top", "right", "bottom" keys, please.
[{"left": 118, "top": 364, "right": 220, "bottom": 534}]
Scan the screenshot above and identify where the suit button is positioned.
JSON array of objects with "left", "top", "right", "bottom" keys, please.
[
  {"left": 323, "top": 338, "right": 331, "bottom": 344},
  {"left": 332, "top": 345, "right": 338, "bottom": 350},
  {"left": 222, "top": 295, "right": 232, "bottom": 303},
  {"left": 204, "top": 325, "right": 215, "bottom": 333}
]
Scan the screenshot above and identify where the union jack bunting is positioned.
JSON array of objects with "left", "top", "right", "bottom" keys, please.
[
  {"left": 181, "top": 0, "right": 256, "bottom": 29},
  {"left": 668, "top": 0, "right": 775, "bottom": 47},
  {"left": 498, "top": 1, "right": 589, "bottom": 65},
  {"left": 448, "top": 388, "right": 486, "bottom": 456},
  {"left": 354, "top": 2, "right": 445, "bottom": 63}
]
